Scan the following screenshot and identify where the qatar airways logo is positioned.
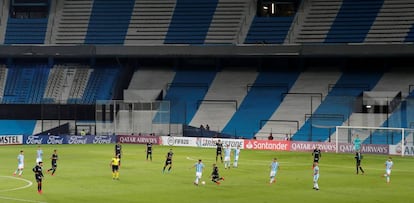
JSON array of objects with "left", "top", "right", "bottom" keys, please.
[
  {"left": 68, "top": 136, "right": 88, "bottom": 144},
  {"left": 26, "top": 136, "right": 43, "bottom": 145},
  {"left": 290, "top": 142, "right": 336, "bottom": 152},
  {"left": 336, "top": 144, "right": 388, "bottom": 154},
  {"left": 47, "top": 136, "right": 64, "bottom": 144},
  {"left": 93, "top": 136, "right": 113, "bottom": 144}
]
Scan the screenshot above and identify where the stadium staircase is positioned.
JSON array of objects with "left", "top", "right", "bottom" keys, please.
[
  {"left": 204, "top": 0, "right": 249, "bottom": 44},
  {"left": 244, "top": 16, "right": 295, "bottom": 44},
  {"left": 53, "top": 0, "right": 93, "bottom": 44},
  {"left": 190, "top": 69, "right": 258, "bottom": 134},
  {"left": 128, "top": 67, "right": 175, "bottom": 90},
  {"left": 0, "top": 65, "right": 7, "bottom": 102},
  {"left": 358, "top": 71, "right": 414, "bottom": 144},
  {"left": 160, "top": 71, "right": 217, "bottom": 124},
  {"left": 2, "top": 64, "right": 50, "bottom": 104},
  {"left": 255, "top": 70, "right": 341, "bottom": 140},
  {"left": 4, "top": 18, "right": 48, "bottom": 44},
  {"left": 324, "top": 0, "right": 384, "bottom": 43},
  {"left": 295, "top": 0, "right": 343, "bottom": 43},
  {"left": 67, "top": 66, "right": 91, "bottom": 103},
  {"left": 80, "top": 66, "right": 120, "bottom": 104},
  {"left": 365, "top": 0, "right": 414, "bottom": 43},
  {"left": 221, "top": 71, "right": 300, "bottom": 138},
  {"left": 124, "top": 0, "right": 176, "bottom": 45},
  {"left": 84, "top": 0, "right": 135, "bottom": 44},
  {"left": 44, "top": 64, "right": 91, "bottom": 104},
  {"left": 292, "top": 71, "right": 383, "bottom": 141},
  {"left": 0, "top": 0, "right": 9, "bottom": 43},
  {"left": 165, "top": 0, "right": 218, "bottom": 44}
]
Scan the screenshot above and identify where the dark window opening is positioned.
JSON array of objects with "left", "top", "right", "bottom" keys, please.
[
  {"left": 257, "top": 0, "right": 299, "bottom": 17},
  {"left": 10, "top": 0, "right": 49, "bottom": 19}
]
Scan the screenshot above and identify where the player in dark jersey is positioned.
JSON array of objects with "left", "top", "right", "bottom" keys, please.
[
  {"left": 355, "top": 150, "right": 365, "bottom": 175},
  {"left": 32, "top": 161, "right": 44, "bottom": 194},
  {"left": 146, "top": 142, "right": 153, "bottom": 161},
  {"left": 312, "top": 146, "right": 321, "bottom": 168},
  {"left": 162, "top": 149, "right": 173, "bottom": 173},
  {"left": 46, "top": 149, "right": 58, "bottom": 176},
  {"left": 215, "top": 140, "right": 223, "bottom": 163},
  {"left": 115, "top": 141, "right": 122, "bottom": 166},
  {"left": 211, "top": 163, "right": 224, "bottom": 185}
]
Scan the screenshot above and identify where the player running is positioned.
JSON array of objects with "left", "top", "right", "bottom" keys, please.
[
  {"left": 46, "top": 149, "right": 59, "bottom": 176},
  {"left": 384, "top": 157, "right": 393, "bottom": 184},
  {"left": 211, "top": 163, "right": 224, "bottom": 185},
  {"left": 162, "top": 149, "right": 174, "bottom": 173},
  {"left": 192, "top": 159, "right": 205, "bottom": 186},
  {"left": 269, "top": 158, "right": 279, "bottom": 184},
  {"left": 13, "top": 150, "right": 24, "bottom": 177}
]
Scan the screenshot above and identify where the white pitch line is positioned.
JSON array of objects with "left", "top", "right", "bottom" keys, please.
[
  {"left": 186, "top": 156, "right": 197, "bottom": 161},
  {"left": 0, "top": 196, "right": 47, "bottom": 203},
  {"left": 0, "top": 176, "right": 47, "bottom": 203},
  {"left": 0, "top": 176, "right": 33, "bottom": 192}
]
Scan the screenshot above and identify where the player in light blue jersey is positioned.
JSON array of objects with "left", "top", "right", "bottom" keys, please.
[
  {"left": 383, "top": 157, "right": 393, "bottom": 184},
  {"left": 36, "top": 146, "right": 43, "bottom": 164},
  {"left": 233, "top": 145, "right": 241, "bottom": 168},
  {"left": 192, "top": 159, "right": 205, "bottom": 186},
  {"left": 13, "top": 150, "right": 25, "bottom": 176},
  {"left": 313, "top": 162, "right": 320, "bottom": 190},
  {"left": 224, "top": 145, "right": 232, "bottom": 169},
  {"left": 269, "top": 158, "right": 279, "bottom": 184}
]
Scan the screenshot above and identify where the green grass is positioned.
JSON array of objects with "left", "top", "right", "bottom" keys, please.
[{"left": 0, "top": 144, "right": 413, "bottom": 203}]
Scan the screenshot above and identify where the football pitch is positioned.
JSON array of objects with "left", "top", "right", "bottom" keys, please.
[{"left": 0, "top": 144, "right": 413, "bottom": 203}]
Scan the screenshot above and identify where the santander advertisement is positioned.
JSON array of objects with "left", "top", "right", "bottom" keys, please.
[{"left": 243, "top": 140, "right": 290, "bottom": 151}]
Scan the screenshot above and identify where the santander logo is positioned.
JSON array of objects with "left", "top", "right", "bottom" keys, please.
[
  {"left": 244, "top": 140, "right": 290, "bottom": 151},
  {"left": 246, "top": 141, "right": 253, "bottom": 149}
]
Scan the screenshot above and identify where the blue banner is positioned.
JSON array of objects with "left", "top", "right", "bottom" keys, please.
[{"left": 23, "top": 135, "right": 116, "bottom": 145}]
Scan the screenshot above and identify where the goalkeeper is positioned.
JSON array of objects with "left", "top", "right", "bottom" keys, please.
[
  {"left": 211, "top": 163, "right": 224, "bottom": 185},
  {"left": 353, "top": 134, "right": 362, "bottom": 151}
]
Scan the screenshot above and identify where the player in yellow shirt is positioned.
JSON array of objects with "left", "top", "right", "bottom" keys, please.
[{"left": 110, "top": 154, "right": 120, "bottom": 180}]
